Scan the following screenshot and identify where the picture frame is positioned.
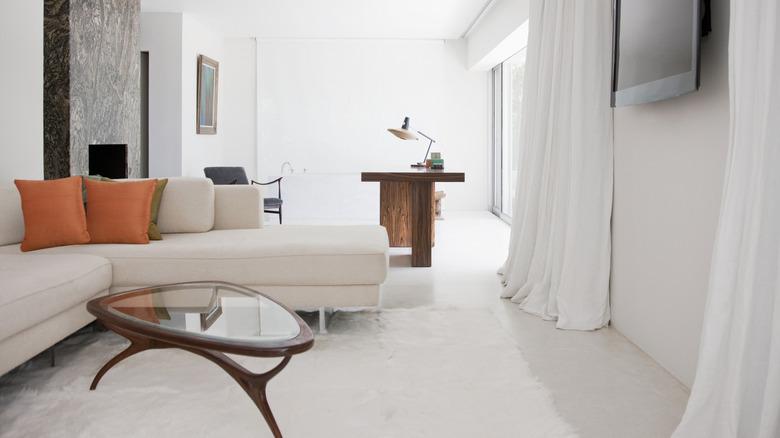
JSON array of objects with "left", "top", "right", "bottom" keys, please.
[{"left": 196, "top": 54, "right": 219, "bottom": 134}]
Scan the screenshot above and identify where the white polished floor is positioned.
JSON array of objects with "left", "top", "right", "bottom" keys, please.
[{"left": 350, "top": 211, "right": 689, "bottom": 438}]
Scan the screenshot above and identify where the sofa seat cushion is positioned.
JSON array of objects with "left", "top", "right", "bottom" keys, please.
[
  {"left": 0, "top": 226, "right": 389, "bottom": 288},
  {"left": 0, "top": 254, "right": 112, "bottom": 341}
]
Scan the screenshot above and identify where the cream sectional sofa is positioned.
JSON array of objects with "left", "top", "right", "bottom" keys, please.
[{"left": 0, "top": 178, "right": 389, "bottom": 375}]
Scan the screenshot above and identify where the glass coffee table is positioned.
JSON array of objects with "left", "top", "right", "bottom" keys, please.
[{"left": 87, "top": 281, "right": 314, "bottom": 438}]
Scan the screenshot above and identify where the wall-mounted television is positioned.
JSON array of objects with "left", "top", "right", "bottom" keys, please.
[{"left": 612, "top": 0, "right": 708, "bottom": 107}]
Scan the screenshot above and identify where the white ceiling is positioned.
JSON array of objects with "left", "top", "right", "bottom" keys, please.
[{"left": 140, "top": 0, "right": 493, "bottom": 39}]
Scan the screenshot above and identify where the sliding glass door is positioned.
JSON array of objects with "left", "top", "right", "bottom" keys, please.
[{"left": 491, "top": 48, "right": 527, "bottom": 222}]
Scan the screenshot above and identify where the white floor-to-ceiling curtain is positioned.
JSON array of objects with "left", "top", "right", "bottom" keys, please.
[
  {"left": 673, "top": 1, "right": 780, "bottom": 437},
  {"left": 499, "top": 0, "right": 613, "bottom": 330}
]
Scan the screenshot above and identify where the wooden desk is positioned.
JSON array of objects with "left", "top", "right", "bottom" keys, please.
[{"left": 361, "top": 170, "right": 466, "bottom": 267}]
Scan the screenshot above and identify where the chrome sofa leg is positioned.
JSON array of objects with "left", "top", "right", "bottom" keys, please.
[{"left": 319, "top": 307, "right": 328, "bottom": 334}]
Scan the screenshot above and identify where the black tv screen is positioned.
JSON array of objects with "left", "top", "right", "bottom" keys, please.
[{"left": 612, "top": 0, "right": 703, "bottom": 107}]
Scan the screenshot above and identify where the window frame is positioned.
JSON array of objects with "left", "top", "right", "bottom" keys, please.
[
  {"left": 490, "top": 64, "right": 508, "bottom": 222},
  {"left": 490, "top": 48, "right": 527, "bottom": 224}
]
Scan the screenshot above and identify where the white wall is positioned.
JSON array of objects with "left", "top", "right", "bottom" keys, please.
[
  {"left": 466, "top": 0, "right": 530, "bottom": 70},
  {"left": 611, "top": 0, "right": 730, "bottom": 387},
  {"left": 257, "top": 39, "right": 489, "bottom": 221},
  {"left": 140, "top": 12, "right": 183, "bottom": 177},
  {"left": 140, "top": 14, "right": 256, "bottom": 178},
  {"left": 0, "top": 0, "right": 43, "bottom": 182},
  {"left": 180, "top": 14, "right": 225, "bottom": 177},
  {"left": 220, "top": 38, "right": 258, "bottom": 178}
]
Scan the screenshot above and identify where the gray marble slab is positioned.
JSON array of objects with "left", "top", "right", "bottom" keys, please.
[{"left": 43, "top": 0, "right": 141, "bottom": 179}]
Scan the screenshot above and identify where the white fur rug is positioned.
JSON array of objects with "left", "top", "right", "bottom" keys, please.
[{"left": 0, "top": 309, "right": 577, "bottom": 438}]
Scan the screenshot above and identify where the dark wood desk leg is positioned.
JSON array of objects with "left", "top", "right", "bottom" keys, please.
[
  {"left": 380, "top": 181, "right": 412, "bottom": 247},
  {"left": 411, "top": 181, "right": 434, "bottom": 267}
]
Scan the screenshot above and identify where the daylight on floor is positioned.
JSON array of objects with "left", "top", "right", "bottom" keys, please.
[{"left": 1, "top": 0, "right": 777, "bottom": 437}]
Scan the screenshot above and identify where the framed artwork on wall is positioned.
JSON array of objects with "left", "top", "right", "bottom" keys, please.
[{"left": 196, "top": 54, "right": 219, "bottom": 134}]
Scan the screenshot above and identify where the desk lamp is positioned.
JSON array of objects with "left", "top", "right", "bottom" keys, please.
[{"left": 388, "top": 117, "right": 436, "bottom": 168}]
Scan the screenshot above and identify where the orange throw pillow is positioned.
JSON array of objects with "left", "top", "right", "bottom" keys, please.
[
  {"left": 14, "top": 176, "right": 91, "bottom": 252},
  {"left": 85, "top": 179, "right": 157, "bottom": 244}
]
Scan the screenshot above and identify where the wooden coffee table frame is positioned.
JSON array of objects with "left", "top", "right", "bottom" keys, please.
[{"left": 87, "top": 281, "right": 314, "bottom": 438}]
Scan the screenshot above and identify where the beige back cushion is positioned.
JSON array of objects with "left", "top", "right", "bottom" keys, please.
[
  {"left": 157, "top": 178, "right": 215, "bottom": 233},
  {"left": 0, "top": 187, "right": 24, "bottom": 246},
  {"left": 213, "top": 185, "right": 264, "bottom": 230}
]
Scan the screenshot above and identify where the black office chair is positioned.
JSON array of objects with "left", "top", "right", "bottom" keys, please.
[{"left": 203, "top": 167, "right": 284, "bottom": 224}]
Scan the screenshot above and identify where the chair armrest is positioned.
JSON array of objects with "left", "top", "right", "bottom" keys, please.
[
  {"left": 213, "top": 185, "right": 263, "bottom": 230},
  {"left": 251, "top": 177, "right": 283, "bottom": 185},
  {"left": 251, "top": 177, "right": 282, "bottom": 199}
]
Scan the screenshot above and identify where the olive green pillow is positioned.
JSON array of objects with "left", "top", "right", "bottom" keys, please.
[{"left": 148, "top": 178, "right": 168, "bottom": 240}]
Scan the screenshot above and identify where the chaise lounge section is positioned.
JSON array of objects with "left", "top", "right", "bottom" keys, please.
[{"left": 0, "top": 177, "right": 389, "bottom": 375}]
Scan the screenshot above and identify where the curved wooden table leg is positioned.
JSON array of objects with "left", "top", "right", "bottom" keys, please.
[
  {"left": 90, "top": 333, "right": 294, "bottom": 437},
  {"left": 186, "top": 349, "right": 292, "bottom": 438},
  {"left": 90, "top": 341, "right": 148, "bottom": 390},
  {"left": 246, "top": 356, "right": 291, "bottom": 438}
]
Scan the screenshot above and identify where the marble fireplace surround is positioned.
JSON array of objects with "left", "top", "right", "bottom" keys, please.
[{"left": 43, "top": 0, "right": 141, "bottom": 179}]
